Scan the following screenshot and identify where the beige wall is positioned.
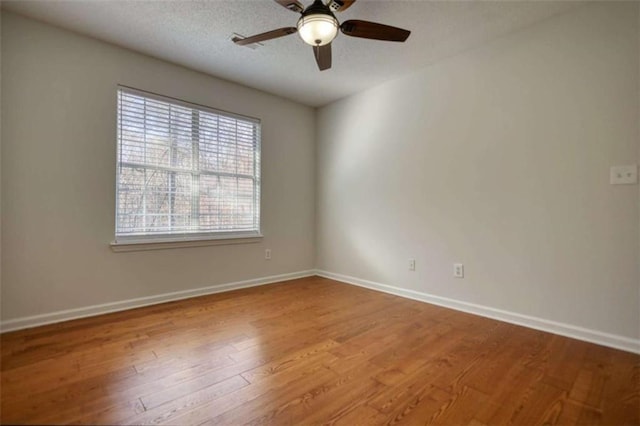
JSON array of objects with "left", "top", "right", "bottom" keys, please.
[
  {"left": 1, "top": 12, "right": 316, "bottom": 321},
  {"left": 317, "top": 2, "right": 639, "bottom": 339},
  {"left": 2, "top": 3, "right": 639, "bottom": 344},
  {"left": 0, "top": 9, "right": 3, "bottom": 322}
]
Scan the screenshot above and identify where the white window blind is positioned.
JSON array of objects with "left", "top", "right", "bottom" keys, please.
[{"left": 115, "top": 87, "right": 261, "bottom": 243}]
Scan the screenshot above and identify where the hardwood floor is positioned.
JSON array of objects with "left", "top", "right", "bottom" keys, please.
[{"left": 1, "top": 277, "right": 638, "bottom": 425}]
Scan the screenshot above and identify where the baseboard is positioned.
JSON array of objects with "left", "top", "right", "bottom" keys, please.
[
  {"left": 0, "top": 270, "right": 316, "bottom": 333},
  {"left": 5, "top": 269, "right": 638, "bottom": 354},
  {"left": 315, "top": 270, "right": 640, "bottom": 354}
]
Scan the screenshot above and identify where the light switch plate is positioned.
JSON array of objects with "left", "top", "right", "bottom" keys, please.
[{"left": 610, "top": 165, "right": 638, "bottom": 185}]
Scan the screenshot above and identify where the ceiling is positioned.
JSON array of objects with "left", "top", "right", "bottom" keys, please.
[{"left": 2, "top": 0, "right": 583, "bottom": 107}]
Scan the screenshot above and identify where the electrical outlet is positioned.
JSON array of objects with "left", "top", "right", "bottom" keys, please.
[
  {"left": 265, "top": 249, "right": 271, "bottom": 260},
  {"left": 610, "top": 165, "right": 638, "bottom": 185},
  {"left": 453, "top": 263, "right": 464, "bottom": 278},
  {"left": 408, "top": 258, "right": 416, "bottom": 271}
]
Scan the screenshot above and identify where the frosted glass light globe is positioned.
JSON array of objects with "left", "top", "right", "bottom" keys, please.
[{"left": 297, "top": 14, "right": 339, "bottom": 46}]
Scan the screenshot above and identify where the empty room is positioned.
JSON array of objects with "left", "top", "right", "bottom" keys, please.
[{"left": 1, "top": 0, "right": 638, "bottom": 424}]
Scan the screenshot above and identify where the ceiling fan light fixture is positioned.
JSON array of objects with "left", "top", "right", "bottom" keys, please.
[
  {"left": 297, "top": 13, "right": 339, "bottom": 46},
  {"left": 233, "top": 0, "right": 411, "bottom": 71}
]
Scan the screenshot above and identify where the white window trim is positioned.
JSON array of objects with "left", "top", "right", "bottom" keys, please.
[
  {"left": 110, "top": 233, "right": 263, "bottom": 252},
  {"left": 113, "top": 86, "right": 262, "bottom": 250}
]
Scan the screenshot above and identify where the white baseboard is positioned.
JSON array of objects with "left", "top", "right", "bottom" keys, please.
[
  {"left": 0, "top": 270, "right": 316, "bottom": 333},
  {"left": 4, "top": 269, "right": 638, "bottom": 355},
  {"left": 315, "top": 270, "right": 640, "bottom": 354}
]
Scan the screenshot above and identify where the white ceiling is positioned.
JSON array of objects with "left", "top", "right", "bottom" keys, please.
[{"left": 2, "top": 0, "right": 583, "bottom": 107}]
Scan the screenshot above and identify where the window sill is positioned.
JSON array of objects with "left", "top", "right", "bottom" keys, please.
[{"left": 110, "top": 234, "right": 263, "bottom": 252}]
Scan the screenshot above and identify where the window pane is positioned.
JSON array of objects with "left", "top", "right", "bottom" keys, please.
[
  {"left": 198, "top": 175, "right": 218, "bottom": 230},
  {"left": 115, "top": 88, "right": 261, "bottom": 240}
]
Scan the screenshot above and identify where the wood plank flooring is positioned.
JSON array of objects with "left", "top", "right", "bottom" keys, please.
[{"left": 1, "top": 277, "right": 638, "bottom": 425}]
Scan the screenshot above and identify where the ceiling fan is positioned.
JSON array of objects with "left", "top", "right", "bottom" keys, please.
[{"left": 232, "top": 0, "right": 411, "bottom": 71}]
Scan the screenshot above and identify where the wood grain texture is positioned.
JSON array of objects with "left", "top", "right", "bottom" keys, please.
[{"left": 1, "top": 277, "right": 638, "bottom": 425}]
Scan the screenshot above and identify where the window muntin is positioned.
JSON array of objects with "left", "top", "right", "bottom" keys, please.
[{"left": 115, "top": 87, "right": 261, "bottom": 242}]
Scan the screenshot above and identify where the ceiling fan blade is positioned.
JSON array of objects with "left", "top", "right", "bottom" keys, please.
[
  {"left": 274, "top": 0, "right": 304, "bottom": 13},
  {"left": 340, "top": 20, "right": 410, "bottom": 42},
  {"left": 327, "top": 0, "right": 356, "bottom": 12},
  {"left": 313, "top": 43, "right": 332, "bottom": 71},
  {"left": 232, "top": 27, "right": 297, "bottom": 46},
  {"left": 341, "top": 0, "right": 356, "bottom": 11}
]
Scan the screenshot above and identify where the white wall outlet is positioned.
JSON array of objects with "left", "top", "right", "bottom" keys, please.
[
  {"left": 453, "top": 263, "right": 464, "bottom": 278},
  {"left": 408, "top": 258, "right": 416, "bottom": 271},
  {"left": 610, "top": 165, "right": 638, "bottom": 185},
  {"left": 265, "top": 249, "right": 271, "bottom": 260}
]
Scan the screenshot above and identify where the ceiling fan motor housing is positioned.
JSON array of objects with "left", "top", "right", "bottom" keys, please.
[{"left": 327, "top": 0, "right": 346, "bottom": 13}]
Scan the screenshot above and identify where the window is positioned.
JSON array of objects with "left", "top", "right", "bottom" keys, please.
[{"left": 114, "top": 87, "right": 261, "bottom": 246}]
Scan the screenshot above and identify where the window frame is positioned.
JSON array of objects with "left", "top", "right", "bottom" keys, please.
[{"left": 111, "top": 86, "right": 262, "bottom": 251}]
